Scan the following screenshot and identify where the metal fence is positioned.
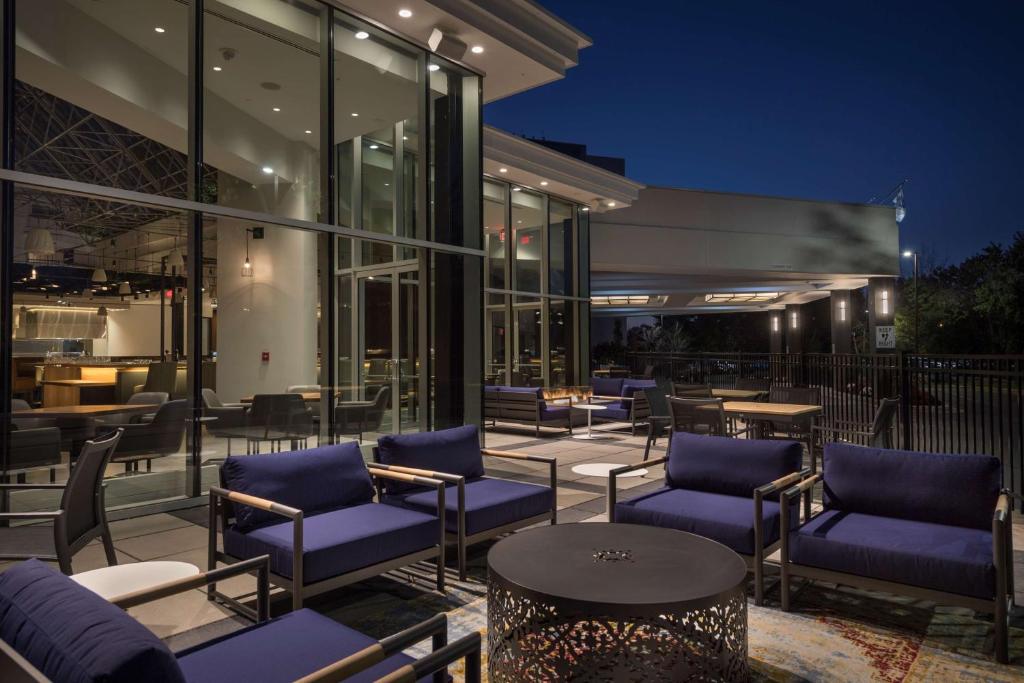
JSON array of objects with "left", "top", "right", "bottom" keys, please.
[{"left": 620, "top": 351, "right": 1024, "bottom": 494}]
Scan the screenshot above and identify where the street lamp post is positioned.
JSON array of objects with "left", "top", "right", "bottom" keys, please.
[{"left": 902, "top": 250, "right": 919, "bottom": 353}]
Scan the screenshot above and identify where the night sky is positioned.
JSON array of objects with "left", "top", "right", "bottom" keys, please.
[{"left": 484, "top": 1, "right": 1023, "bottom": 268}]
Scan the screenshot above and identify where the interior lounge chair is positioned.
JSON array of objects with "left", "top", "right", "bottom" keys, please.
[
  {"left": 0, "top": 556, "right": 481, "bottom": 682},
  {"left": 104, "top": 399, "right": 188, "bottom": 473}
]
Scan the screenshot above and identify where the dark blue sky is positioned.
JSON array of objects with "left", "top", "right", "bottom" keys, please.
[{"left": 484, "top": 0, "right": 1023, "bottom": 266}]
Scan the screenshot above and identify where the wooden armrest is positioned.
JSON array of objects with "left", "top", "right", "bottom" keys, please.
[
  {"left": 994, "top": 493, "right": 1010, "bottom": 524},
  {"left": 481, "top": 448, "right": 554, "bottom": 464},
  {"left": 755, "top": 468, "right": 810, "bottom": 497},
  {"left": 782, "top": 474, "right": 822, "bottom": 499},
  {"left": 369, "top": 469, "right": 445, "bottom": 489},
  {"left": 112, "top": 555, "right": 271, "bottom": 610},
  {"left": 368, "top": 463, "right": 463, "bottom": 484},
  {"left": 590, "top": 394, "right": 629, "bottom": 401},
  {"left": 209, "top": 486, "right": 301, "bottom": 518},
  {"left": 0, "top": 511, "right": 62, "bottom": 520}
]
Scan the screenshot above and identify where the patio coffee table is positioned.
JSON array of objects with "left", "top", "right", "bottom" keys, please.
[
  {"left": 72, "top": 561, "right": 199, "bottom": 601},
  {"left": 571, "top": 403, "right": 608, "bottom": 439},
  {"left": 487, "top": 523, "right": 749, "bottom": 681}
]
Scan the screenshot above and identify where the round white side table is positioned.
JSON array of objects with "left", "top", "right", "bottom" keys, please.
[
  {"left": 71, "top": 561, "right": 200, "bottom": 601},
  {"left": 572, "top": 404, "right": 608, "bottom": 440},
  {"left": 571, "top": 463, "right": 649, "bottom": 478}
]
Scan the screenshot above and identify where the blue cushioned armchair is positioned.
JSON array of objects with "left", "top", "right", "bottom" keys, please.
[
  {"left": 589, "top": 377, "right": 656, "bottom": 435},
  {"left": 371, "top": 425, "right": 557, "bottom": 581},
  {"left": 608, "top": 431, "right": 806, "bottom": 605},
  {"left": 209, "top": 442, "right": 447, "bottom": 612},
  {"left": 0, "top": 557, "right": 481, "bottom": 683},
  {"left": 780, "top": 442, "right": 1013, "bottom": 663}
]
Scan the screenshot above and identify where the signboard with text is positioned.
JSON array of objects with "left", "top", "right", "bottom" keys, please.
[{"left": 875, "top": 325, "right": 896, "bottom": 349}]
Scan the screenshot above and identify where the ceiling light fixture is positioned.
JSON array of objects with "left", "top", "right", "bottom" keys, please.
[
  {"left": 272, "top": 107, "right": 280, "bottom": 112},
  {"left": 355, "top": 31, "right": 369, "bottom": 40},
  {"left": 118, "top": 281, "right": 131, "bottom": 296},
  {"left": 304, "top": 129, "right": 312, "bottom": 134},
  {"left": 498, "top": 167, "right": 508, "bottom": 173},
  {"left": 261, "top": 166, "right": 274, "bottom": 174},
  {"left": 351, "top": 112, "right": 359, "bottom": 117},
  {"left": 540, "top": 181, "right": 548, "bottom": 186},
  {"left": 154, "top": 27, "right": 166, "bottom": 33},
  {"left": 511, "top": 187, "right": 521, "bottom": 192},
  {"left": 91, "top": 268, "right": 108, "bottom": 283},
  {"left": 607, "top": 201, "right": 617, "bottom": 207},
  {"left": 471, "top": 45, "right": 484, "bottom": 54},
  {"left": 24, "top": 227, "right": 55, "bottom": 256},
  {"left": 398, "top": 9, "right": 413, "bottom": 18},
  {"left": 704, "top": 292, "right": 780, "bottom": 304},
  {"left": 369, "top": 144, "right": 379, "bottom": 150},
  {"left": 212, "top": 66, "right": 222, "bottom": 72},
  {"left": 428, "top": 64, "right": 440, "bottom": 72}
]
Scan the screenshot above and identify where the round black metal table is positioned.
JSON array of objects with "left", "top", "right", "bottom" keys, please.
[{"left": 487, "top": 523, "right": 749, "bottom": 682}]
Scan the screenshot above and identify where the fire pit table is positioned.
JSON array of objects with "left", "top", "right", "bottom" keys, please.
[{"left": 487, "top": 523, "right": 749, "bottom": 681}]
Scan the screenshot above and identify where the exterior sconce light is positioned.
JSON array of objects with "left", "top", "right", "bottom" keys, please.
[
  {"left": 880, "top": 290, "right": 889, "bottom": 316},
  {"left": 790, "top": 311, "right": 798, "bottom": 330},
  {"left": 771, "top": 316, "right": 779, "bottom": 333},
  {"left": 838, "top": 299, "right": 847, "bottom": 322}
]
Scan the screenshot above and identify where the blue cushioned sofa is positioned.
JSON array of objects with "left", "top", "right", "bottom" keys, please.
[
  {"left": 371, "top": 425, "right": 557, "bottom": 581},
  {"left": 0, "top": 557, "right": 481, "bottom": 683},
  {"left": 483, "top": 385, "right": 584, "bottom": 436},
  {"left": 780, "top": 442, "right": 1013, "bottom": 662},
  {"left": 209, "top": 442, "right": 448, "bottom": 612},
  {"left": 608, "top": 431, "right": 807, "bottom": 604},
  {"left": 589, "top": 377, "right": 655, "bottom": 435}
]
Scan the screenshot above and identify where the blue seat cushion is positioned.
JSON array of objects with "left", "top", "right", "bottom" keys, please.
[
  {"left": 222, "top": 442, "right": 374, "bottom": 531},
  {"left": 176, "top": 608, "right": 434, "bottom": 683},
  {"left": 596, "top": 406, "right": 631, "bottom": 421},
  {"left": 388, "top": 477, "right": 553, "bottom": 536},
  {"left": 377, "top": 425, "right": 484, "bottom": 494},
  {"left": 822, "top": 443, "right": 1001, "bottom": 530},
  {"left": 223, "top": 504, "right": 439, "bottom": 584},
  {"left": 591, "top": 376, "right": 624, "bottom": 397},
  {"left": 789, "top": 510, "right": 995, "bottom": 599},
  {"left": 616, "top": 487, "right": 794, "bottom": 555},
  {"left": 0, "top": 559, "right": 185, "bottom": 683},
  {"left": 539, "top": 405, "right": 571, "bottom": 423},
  {"left": 666, "top": 431, "right": 803, "bottom": 498}
]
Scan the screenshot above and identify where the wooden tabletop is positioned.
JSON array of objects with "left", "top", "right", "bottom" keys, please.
[
  {"left": 42, "top": 380, "right": 117, "bottom": 387},
  {"left": 240, "top": 392, "right": 321, "bottom": 403},
  {"left": 712, "top": 389, "right": 764, "bottom": 400},
  {"left": 14, "top": 404, "right": 159, "bottom": 417},
  {"left": 719, "top": 401, "right": 822, "bottom": 417}
]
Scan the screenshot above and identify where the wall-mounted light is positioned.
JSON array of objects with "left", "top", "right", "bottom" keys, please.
[
  {"left": 838, "top": 299, "right": 847, "bottom": 322},
  {"left": 880, "top": 290, "right": 889, "bottom": 316},
  {"left": 790, "top": 311, "right": 799, "bottom": 329},
  {"left": 772, "top": 316, "right": 780, "bottom": 333}
]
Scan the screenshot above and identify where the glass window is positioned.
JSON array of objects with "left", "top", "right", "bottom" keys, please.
[
  {"left": 204, "top": 0, "right": 323, "bottom": 221},
  {"left": 15, "top": 0, "right": 189, "bottom": 196},
  {"left": 548, "top": 200, "right": 574, "bottom": 296},
  {"left": 549, "top": 301, "right": 574, "bottom": 387},
  {"left": 486, "top": 301, "right": 508, "bottom": 385},
  {"left": 7, "top": 186, "right": 191, "bottom": 509},
  {"left": 512, "top": 299, "right": 543, "bottom": 387},
  {"left": 511, "top": 189, "right": 544, "bottom": 293},
  {"left": 578, "top": 207, "right": 591, "bottom": 298},
  {"left": 484, "top": 180, "right": 507, "bottom": 290},
  {"left": 430, "top": 61, "right": 481, "bottom": 249}
]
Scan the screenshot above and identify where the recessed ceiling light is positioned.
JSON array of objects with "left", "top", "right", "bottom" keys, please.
[
  {"left": 402, "top": 136, "right": 408, "bottom": 140},
  {"left": 369, "top": 144, "right": 379, "bottom": 150},
  {"left": 154, "top": 27, "right": 166, "bottom": 33},
  {"left": 398, "top": 9, "right": 413, "bottom": 18},
  {"left": 272, "top": 107, "right": 281, "bottom": 112},
  {"left": 351, "top": 112, "right": 359, "bottom": 117},
  {"left": 540, "top": 181, "right": 548, "bottom": 186},
  {"left": 261, "top": 166, "right": 274, "bottom": 174},
  {"left": 498, "top": 167, "right": 508, "bottom": 173},
  {"left": 608, "top": 201, "right": 617, "bottom": 207},
  {"left": 511, "top": 187, "right": 521, "bottom": 192},
  {"left": 305, "top": 129, "right": 312, "bottom": 134},
  {"left": 581, "top": 207, "right": 590, "bottom": 212},
  {"left": 212, "top": 66, "right": 222, "bottom": 72},
  {"left": 428, "top": 64, "right": 440, "bottom": 72},
  {"left": 471, "top": 45, "right": 484, "bottom": 54},
  {"left": 355, "top": 31, "right": 369, "bottom": 40}
]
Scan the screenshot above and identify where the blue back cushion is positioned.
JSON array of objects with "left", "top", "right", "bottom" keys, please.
[
  {"left": 591, "top": 377, "right": 624, "bottom": 397},
  {"left": 0, "top": 559, "right": 185, "bottom": 683},
  {"left": 666, "top": 431, "right": 803, "bottom": 498},
  {"left": 222, "top": 442, "right": 374, "bottom": 531},
  {"left": 377, "top": 425, "right": 484, "bottom": 494},
  {"left": 621, "top": 379, "right": 657, "bottom": 409},
  {"left": 823, "top": 443, "right": 1001, "bottom": 530}
]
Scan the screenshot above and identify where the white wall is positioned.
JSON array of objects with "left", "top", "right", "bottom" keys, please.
[{"left": 103, "top": 304, "right": 172, "bottom": 357}]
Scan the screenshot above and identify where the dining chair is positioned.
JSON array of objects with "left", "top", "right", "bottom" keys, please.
[
  {"left": 0, "top": 429, "right": 122, "bottom": 574},
  {"left": 672, "top": 382, "right": 713, "bottom": 398}
]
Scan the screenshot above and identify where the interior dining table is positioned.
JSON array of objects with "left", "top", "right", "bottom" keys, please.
[{"left": 13, "top": 404, "right": 161, "bottom": 457}]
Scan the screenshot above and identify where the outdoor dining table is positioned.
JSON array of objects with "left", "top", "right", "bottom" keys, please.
[{"left": 712, "top": 388, "right": 766, "bottom": 400}]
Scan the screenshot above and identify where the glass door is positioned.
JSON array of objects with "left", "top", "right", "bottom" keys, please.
[{"left": 513, "top": 301, "right": 543, "bottom": 387}]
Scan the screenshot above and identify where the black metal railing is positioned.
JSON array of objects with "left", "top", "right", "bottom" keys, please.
[{"left": 619, "top": 351, "right": 1024, "bottom": 494}]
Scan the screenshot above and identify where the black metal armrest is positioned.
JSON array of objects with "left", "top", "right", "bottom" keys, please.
[
  {"left": 0, "top": 483, "right": 66, "bottom": 491},
  {"left": 369, "top": 463, "right": 464, "bottom": 486},
  {"left": 112, "top": 555, "right": 271, "bottom": 621},
  {"left": 371, "top": 632, "right": 482, "bottom": 683},
  {"left": 0, "top": 511, "right": 62, "bottom": 520},
  {"left": 812, "top": 424, "right": 873, "bottom": 439},
  {"left": 607, "top": 457, "right": 667, "bottom": 521},
  {"left": 481, "top": 449, "right": 558, "bottom": 523}
]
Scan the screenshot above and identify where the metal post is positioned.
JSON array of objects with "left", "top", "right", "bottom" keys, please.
[{"left": 913, "top": 252, "right": 920, "bottom": 354}]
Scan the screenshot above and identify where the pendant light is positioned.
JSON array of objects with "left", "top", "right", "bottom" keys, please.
[{"left": 241, "top": 228, "right": 254, "bottom": 277}]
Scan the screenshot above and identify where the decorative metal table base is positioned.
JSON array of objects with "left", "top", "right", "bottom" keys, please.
[{"left": 487, "top": 580, "right": 749, "bottom": 681}]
